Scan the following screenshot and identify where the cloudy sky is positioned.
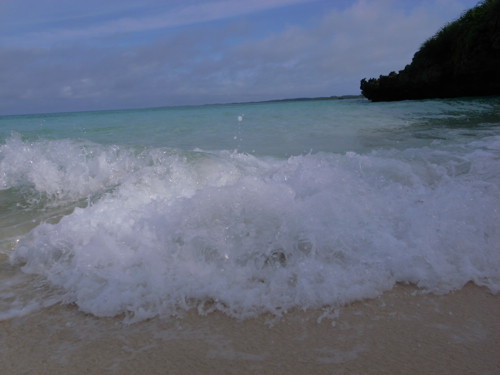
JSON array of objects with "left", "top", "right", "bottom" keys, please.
[{"left": 0, "top": 0, "right": 479, "bottom": 115}]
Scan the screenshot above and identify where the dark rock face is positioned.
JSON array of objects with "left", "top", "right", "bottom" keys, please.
[{"left": 361, "top": 0, "right": 500, "bottom": 102}]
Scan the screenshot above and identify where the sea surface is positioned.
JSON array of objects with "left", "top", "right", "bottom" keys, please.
[{"left": 0, "top": 97, "right": 499, "bottom": 322}]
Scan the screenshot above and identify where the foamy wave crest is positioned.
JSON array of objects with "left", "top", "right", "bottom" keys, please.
[
  {"left": 0, "top": 133, "right": 242, "bottom": 208},
  {"left": 0, "top": 133, "right": 129, "bottom": 205},
  {"left": 9, "top": 136, "right": 500, "bottom": 322}
]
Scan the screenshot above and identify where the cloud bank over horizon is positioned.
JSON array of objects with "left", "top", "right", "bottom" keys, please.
[{"left": 0, "top": 0, "right": 479, "bottom": 115}]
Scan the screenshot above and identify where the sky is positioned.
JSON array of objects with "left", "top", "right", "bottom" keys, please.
[{"left": 0, "top": 0, "right": 480, "bottom": 115}]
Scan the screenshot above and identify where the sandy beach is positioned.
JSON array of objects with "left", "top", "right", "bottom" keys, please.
[{"left": 1, "top": 282, "right": 498, "bottom": 375}]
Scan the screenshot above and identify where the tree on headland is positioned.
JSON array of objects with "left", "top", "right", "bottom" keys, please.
[{"left": 360, "top": 0, "right": 500, "bottom": 102}]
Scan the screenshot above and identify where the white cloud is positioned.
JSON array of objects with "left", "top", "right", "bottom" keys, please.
[
  {"left": 1, "top": 0, "right": 317, "bottom": 47},
  {"left": 0, "top": 0, "right": 480, "bottom": 115},
  {"left": 223, "top": 0, "right": 455, "bottom": 96}
]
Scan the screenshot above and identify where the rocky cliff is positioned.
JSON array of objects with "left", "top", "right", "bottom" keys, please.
[{"left": 360, "top": 0, "right": 500, "bottom": 102}]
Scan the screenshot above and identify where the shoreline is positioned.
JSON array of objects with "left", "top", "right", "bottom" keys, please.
[{"left": 1, "top": 282, "right": 498, "bottom": 374}]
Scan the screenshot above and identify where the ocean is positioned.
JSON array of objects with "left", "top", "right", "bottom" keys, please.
[{"left": 0, "top": 97, "right": 499, "bottom": 323}]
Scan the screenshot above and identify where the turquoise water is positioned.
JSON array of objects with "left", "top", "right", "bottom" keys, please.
[{"left": 0, "top": 97, "right": 499, "bottom": 321}]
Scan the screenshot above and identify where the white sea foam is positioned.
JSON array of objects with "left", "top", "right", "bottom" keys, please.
[{"left": 4, "top": 134, "right": 499, "bottom": 322}]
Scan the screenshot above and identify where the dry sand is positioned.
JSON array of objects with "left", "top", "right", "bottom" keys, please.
[{"left": 1, "top": 282, "right": 499, "bottom": 375}]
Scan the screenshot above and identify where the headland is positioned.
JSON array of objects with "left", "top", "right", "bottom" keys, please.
[{"left": 361, "top": 0, "right": 500, "bottom": 102}]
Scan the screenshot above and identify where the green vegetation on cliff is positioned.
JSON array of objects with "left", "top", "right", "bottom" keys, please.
[{"left": 361, "top": 0, "right": 500, "bottom": 101}]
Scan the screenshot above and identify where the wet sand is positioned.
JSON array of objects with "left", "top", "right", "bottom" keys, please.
[{"left": 1, "top": 282, "right": 499, "bottom": 375}]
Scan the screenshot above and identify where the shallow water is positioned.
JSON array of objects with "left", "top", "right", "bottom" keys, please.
[{"left": 1, "top": 97, "right": 499, "bottom": 322}]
